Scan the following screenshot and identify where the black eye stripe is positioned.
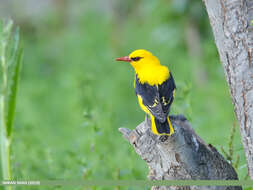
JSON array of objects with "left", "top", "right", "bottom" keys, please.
[{"left": 131, "top": 57, "right": 143, "bottom": 61}]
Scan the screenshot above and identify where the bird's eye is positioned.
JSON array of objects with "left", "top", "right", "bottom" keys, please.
[{"left": 131, "top": 57, "right": 142, "bottom": 61}]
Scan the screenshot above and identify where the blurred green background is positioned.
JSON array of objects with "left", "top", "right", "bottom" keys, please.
[{"left": 0, "top": 0, "right": 248, "bottom": 189}]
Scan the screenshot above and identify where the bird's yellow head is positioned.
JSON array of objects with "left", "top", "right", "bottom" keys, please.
[{"left": 116, "top": 49, "right": 160, "bottom": 71}]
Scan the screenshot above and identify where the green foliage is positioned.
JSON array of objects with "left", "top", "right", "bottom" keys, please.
[
  {"left": 6, "top": 29, "right": 23, "bottom": 137},
  {"left": 0, "top": 19, "right": 23, "bottom": 190},
  {"left": 0, "top": 20, "right": 23, "bottom": 138},
  {"left": 221, "top": 123, "right": 240, "bottom": 170}
]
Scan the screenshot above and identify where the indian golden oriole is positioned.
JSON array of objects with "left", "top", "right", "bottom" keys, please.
[{"left": 116, "top": 49, "right": 176, "bottom": 136}]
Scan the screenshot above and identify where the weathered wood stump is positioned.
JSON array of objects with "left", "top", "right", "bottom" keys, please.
[{"left": 119, "top": 115, "right": 241, "bottom": 190}]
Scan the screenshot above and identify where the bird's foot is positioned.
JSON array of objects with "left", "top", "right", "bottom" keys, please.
[{"left": 159, "top": 135, "right": 168, "bottom": 142}]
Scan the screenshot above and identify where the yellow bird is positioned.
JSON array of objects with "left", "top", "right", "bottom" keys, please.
[{"left": 116, "top": 49, "right": 176, "bottom": 136}]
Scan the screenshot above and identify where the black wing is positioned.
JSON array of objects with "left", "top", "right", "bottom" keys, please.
[
  {"left": 135, "top": 76, "right": 167, "bottom": 122},
  {"left": 158, "top": 73, "right": 176, "bottom": 115}
]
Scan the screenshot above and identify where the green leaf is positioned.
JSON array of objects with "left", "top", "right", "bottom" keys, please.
[
  {"left": 1, "top": 20, "right": 13, "bottom": 46},
  {"left": 8, "top": 28, "right": 20, "bottom": 67},
  {"left": 6, "top": 44, "right": 23, "bottom": 137}
]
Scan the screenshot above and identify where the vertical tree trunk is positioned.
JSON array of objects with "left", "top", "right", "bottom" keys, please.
[{"left": 202, "top": 0, "right": 253, "bottom": 179}]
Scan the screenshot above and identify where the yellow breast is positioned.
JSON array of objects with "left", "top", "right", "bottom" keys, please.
[{"left": 136, "top": 65, "right": 170, "bottom": 86}]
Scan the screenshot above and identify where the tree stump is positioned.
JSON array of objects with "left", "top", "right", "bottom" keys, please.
[{"left": 119, "top": 115, "right": 241, "bottom": 190}]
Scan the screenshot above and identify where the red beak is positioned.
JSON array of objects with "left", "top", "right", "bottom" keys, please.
[{"left": 115, "top": 56, "right": 131, "bottom": 62}]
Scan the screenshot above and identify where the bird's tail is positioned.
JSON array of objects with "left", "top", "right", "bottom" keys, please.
[{"left": 151, "top": 116, "right": 174, "bottom": 136}]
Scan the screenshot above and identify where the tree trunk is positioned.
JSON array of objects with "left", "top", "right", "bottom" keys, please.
[
  {"left": 202, "top": 0, "right": 253, "bottom": 179},
  {"left": 119, "top": 115, "right": 241, "bottom": 190}
]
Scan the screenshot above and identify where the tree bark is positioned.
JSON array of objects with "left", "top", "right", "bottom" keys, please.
[
  {"left": 119, "top": 115, "right": 241, "bottom": 190},
  {"left": 202, "top": 0, "right": 253, "bottom": 179}
]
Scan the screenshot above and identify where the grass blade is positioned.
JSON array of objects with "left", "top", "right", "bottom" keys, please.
[
  {"left": 6, "top": 45, "right": 23, "bottom": 137},
  {"left": 7, "top": 28, "right": 20, "bottom": 67}
]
